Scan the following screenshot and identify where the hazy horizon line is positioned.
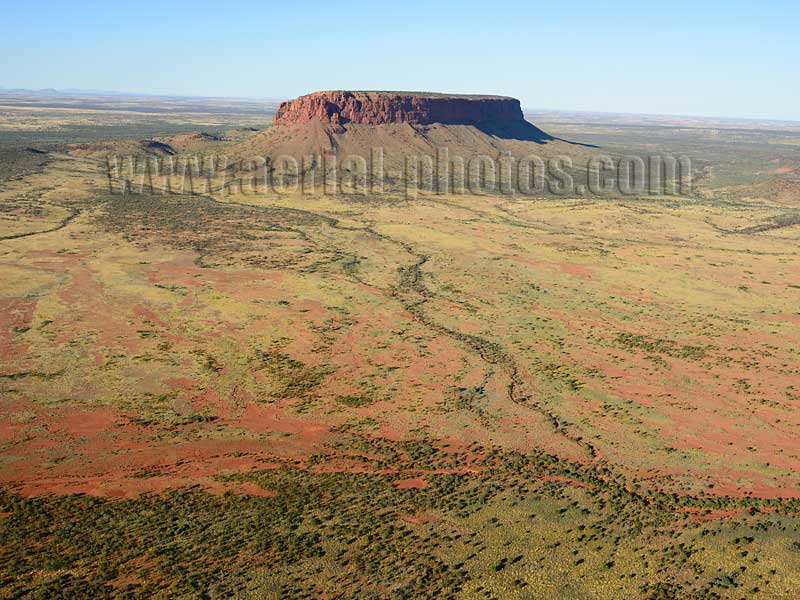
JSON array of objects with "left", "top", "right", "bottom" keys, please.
[{"left": 2, "top": 85, "right": 799, "bottom": 125}]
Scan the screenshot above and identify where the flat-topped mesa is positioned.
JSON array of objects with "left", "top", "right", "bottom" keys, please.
[{"left": 273, "top": 91, "right": 525, "bottom": 126}]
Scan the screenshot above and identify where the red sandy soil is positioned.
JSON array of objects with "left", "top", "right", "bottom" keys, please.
[
  {"left": 683, "top": 508, "right": 746, "bottom": 524},
  {"left": 0, "top": 298, "right": 36, "bottom": 362},
  {"left": 392, "top": 478, "right": 427, "bottom": 490},
  {"left": 0, "top": 391, "right": 486, "bottom": 499},
  {"left": 397, "top": 511, "right": 440, "bottom": 525},
  {"left": 5, "top": 198, "right": 800, "bottom": 507}
]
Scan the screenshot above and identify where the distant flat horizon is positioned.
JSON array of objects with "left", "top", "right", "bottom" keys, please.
[{"left": 2, "top": 86, "right": 800, "bottom": 126}]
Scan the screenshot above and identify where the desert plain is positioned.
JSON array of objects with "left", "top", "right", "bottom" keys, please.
[{"left": 1, "top": 92, "right": 800, "bottom": 598}]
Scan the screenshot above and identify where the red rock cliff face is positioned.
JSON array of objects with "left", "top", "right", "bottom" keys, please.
[{"left": 273, "top": 91, "right": 524, "bottom": 126}]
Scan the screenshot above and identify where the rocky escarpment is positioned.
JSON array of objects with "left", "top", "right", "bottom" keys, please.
[{"left": 273, "top": 91, "right": 525, "bottom": 127}]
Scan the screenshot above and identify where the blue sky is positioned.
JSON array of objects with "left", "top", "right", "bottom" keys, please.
[{"left": 2, "top": 0, "right": 798, "bottom": 120}]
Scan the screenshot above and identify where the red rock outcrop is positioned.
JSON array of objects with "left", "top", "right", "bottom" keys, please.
[{"left": 273, "top": 91, "right": 525, "bottom": 126}]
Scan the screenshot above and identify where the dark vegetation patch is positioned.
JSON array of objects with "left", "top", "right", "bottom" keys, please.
[
  {"left": 253, "top": 347, "right": 328, "bottom": 402},
  {"left": 95, "top": 193, "right": 332, "bottom": 269},
  {"left": 0, "top": 147, "right": 51, "bottom": 181},
  {"left": 1, "top": 437, "right": 799, "bottom": 598},
  {"left": 615, "top": 332, "right": 709, "bottom": 361},
  {"left": 336, "top": 394, "right": 375, "bottom": 408},
  {"left": 0, "top": 470, "right": 468, "bottom": 599},
  {"left": 735, "top": 211, "right": 800, "bottom": 234},
  {"left": 0, "top": 124, "right": 237, "bottom": 150},
  {"left": 450, "top": 384, "right": 488, "bottom": 416}
]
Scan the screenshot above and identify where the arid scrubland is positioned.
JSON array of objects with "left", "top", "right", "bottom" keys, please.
[{"left": 2, "top": 95, "right": 800, "bottom": 598}]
